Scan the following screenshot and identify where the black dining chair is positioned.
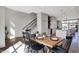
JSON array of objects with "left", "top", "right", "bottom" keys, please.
[
  {"left": 51, "top": 36, "right": 72, "bottom": 53},
  {"left": 23, "top": 31, "right": 44, "bottom": 53}
]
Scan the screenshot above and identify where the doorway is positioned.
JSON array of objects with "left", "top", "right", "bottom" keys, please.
[{"left": 62, "top": 19, "right": 79, "bottom": 52}]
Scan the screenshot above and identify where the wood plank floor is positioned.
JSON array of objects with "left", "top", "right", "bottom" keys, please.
[{"left": 0, "top": 37, "right": 24, "bottom": 53}]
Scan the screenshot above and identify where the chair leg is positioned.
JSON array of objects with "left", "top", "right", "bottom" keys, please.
[
  {"left": 33, "top": 51, "right": 35, "bottom": 53},
  {"left": 24, "top": 44, "right": 27, "bottom": 52},
  {"left": 27, "top": 47, "right": 29, "bottom": 53},
  {"left": 44, "top": 46, "right": 50, "bottom": 53},
  {"left": 43, "top": 47, "right": 45, "bottom": 53},
  {"left": 37, "top": 50, "right": 38, "bottom": 53},
  {"left": 27, "top": 47, "right": 33, "bottom": 53},
  {"left": 30, "top": 49, "right": 32, "bottom": 53},
  {"left": 24, "top": 44, "right": 30, "bottom": 53}
]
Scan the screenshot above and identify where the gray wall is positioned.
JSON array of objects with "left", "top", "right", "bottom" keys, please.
[
  {"left": 0, "top": 7, "right": 5, "bottom": 48},
  {"left": 5, "top": 8, "right": 37, "bottom": 38},
  {"left": 37, "top": 13, "right": 48, "bottom": 34}
]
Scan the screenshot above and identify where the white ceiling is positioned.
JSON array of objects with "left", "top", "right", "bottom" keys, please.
[{"left": 6, "top": 6, "right": 79, "bottom": 19}]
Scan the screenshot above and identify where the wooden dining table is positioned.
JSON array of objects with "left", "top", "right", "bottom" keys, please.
[{"left": 32, "top": 37, "right": 64, "bottom": 48}]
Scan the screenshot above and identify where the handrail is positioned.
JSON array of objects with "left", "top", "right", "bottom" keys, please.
[
  {"left": 24, "top": 19, "right": 37, "bottom": 30},
  {"left": 30, "top": 23, "right": 37, "bottom": 31},
  {"left": 26, "top": 20, "right": 37, "bottom": 29},
  {"left": 22, "top": 18, "right": 37, "bottom": 30}
]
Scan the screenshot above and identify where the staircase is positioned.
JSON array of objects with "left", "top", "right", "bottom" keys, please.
[{"left": 22, "top": 18, "right": 37, "bottom": 34}]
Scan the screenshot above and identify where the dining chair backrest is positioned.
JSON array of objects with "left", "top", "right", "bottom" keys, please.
[
  {"left": 63, "top": 36, "right": 72, "bottom": 53},
  {"left": 23, "top": 31, "right": 32, "bottom": 47},
  {"left": 23, "top": 31, "right": 30, "bottom": 40}
]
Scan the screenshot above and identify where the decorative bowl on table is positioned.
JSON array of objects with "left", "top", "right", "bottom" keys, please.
[
  {"left": 51, "top": 37, "right": 58, "bottom": 41},
  {"left": 37, "top": 36, "right": 43, "bottom": 40}
]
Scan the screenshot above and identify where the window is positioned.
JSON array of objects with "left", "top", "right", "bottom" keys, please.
[
  {"left": 62, "top": 19, "right": 78, "bottom": 30},
  {"left": 62, "top": 24, "right": 68, "bottom": 30}
]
